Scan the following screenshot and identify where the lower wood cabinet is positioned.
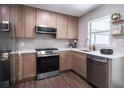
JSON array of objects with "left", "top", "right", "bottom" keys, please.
[
  {"left": 59, "top": 51, "right": 87, "bottom": 79},
  {"left": 21, "top": 53, "right": 36, "bottom": 79},
  {"left": 71, "top": 51, "right": 87, "bottom": 79},
  {"left": 10, "top": 54, "right": 21, "bottom": 81},
  {"left": 10, "top": 53, "right": 36, "bottom": 82},
  {"left": 59, "top": 51, "right": 71, "bottom": 71}
]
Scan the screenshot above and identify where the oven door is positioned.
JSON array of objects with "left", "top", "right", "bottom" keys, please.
[{"left": 37, "top": 55, "right": 59, "bottom": 74}]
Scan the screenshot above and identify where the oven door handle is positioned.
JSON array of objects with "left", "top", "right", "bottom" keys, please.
[{"left": 37, "top": 54, "right": 59, "bottom": 57}]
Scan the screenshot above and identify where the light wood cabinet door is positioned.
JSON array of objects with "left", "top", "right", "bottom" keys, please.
[
  {"left": 46, "top": 11, "right": 57, "bottom": 27},
  {"left": 56, "top": 14, "right": 68, "bottom": 39},
  {"left": 36, "top": 9, "right": 46, "bottom": 26},
  {"left": 10, "top": 5, "right": 25, "bottom": 37},
  {"left": 71, "top": 51, "right": 87, "bottom": 78},
  {"left": 0, "top": 4, "right": 10, "bottom": 21},
  {"left": 22, "top": 53, "right": 36, "bottom": 79},
  {"left": 24, "top": 6, "right": 35, "bottom": 37},
  {"left": 68, "top": 16, "right": 78, "bottom": 39},
  {"left": 10, "top": 54, "right": 22, "bottom": 81},
  {"left": 10, "top": 5, "right": 35, "bottom": 38},
  {"left": 60, "top": 51, "right": 71, "bottom": 71}
]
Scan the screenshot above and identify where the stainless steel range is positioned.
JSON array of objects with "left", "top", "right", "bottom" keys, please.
[{"left": 35, "top": 48, "right": 60, "bottom": 80}]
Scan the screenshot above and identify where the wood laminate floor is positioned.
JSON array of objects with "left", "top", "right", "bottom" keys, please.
[{"left": 16, "top": 71, "right": 93, "bottom": 88}]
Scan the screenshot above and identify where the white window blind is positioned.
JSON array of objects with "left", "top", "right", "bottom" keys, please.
[{"left": 88, "top": 16, "right": 110, "bottom": 45}]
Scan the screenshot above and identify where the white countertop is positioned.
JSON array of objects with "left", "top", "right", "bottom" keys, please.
[
  {"left": 73, "top": 50, "right": 124, "bottom": 59},
  {"left": 10, "top": 50, "right": 36, "bottom": 54},
  {"left": 58, "top": 48, "right": 81, "bottom": 51},
  {"left": 10, "top": 48, "right": 124, "bottom": 59},
  {"left": 59, "top": 48, "right": 124, "bottom": 59}
]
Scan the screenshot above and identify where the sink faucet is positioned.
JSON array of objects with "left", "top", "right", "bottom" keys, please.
[{"left": 84, "top": 38, "right": 91, "bottom": 50}]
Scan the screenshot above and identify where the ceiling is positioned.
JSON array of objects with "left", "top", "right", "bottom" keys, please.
[{"left": 24, "top": 4, "right": 100, "bottom": 17}]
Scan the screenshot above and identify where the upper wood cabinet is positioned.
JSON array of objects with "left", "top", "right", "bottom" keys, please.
[
  {"left": 0, "top": 4, "right": 10, "bottom": 21},
  {"left": 10, "top": 5, "right": 24, "bottom": 37},
  {"left": 24, "top": 6, "right": 35, "bottom": 37},
  {"left": 56, "top": 15, "right": 78, "bottom": 39},
  {"left": 46, "top": 11, "right": 57, "bottom": 27},
  {"left": 67, "top": 16, "right": 78, "bottom": 39},
  {"left": 10, "top": 5, "right": 35, "bottom": 38},
  {"left": 36, "top": 9, "right": 46, "bottom": 26},
  {"left": 9, "top": 4, "right": 78, "bottom": 39},
  {"left": 36, "top": 9, "right": 57, "bottom": 27},
  {"left": 56, "top": 14, "right": 68, "bottom": 39}
]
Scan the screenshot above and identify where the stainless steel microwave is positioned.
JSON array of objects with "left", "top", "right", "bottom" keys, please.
[
  {"left": 0, "top": 21, "right": 10, "bottom": 32},
  {"left": 36, "top": 26, "right": 57, "bottom": 34}
]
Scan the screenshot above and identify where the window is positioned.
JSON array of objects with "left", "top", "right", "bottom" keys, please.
[{"left": 88, "top": 16, "right": 111, "bottom": 45}]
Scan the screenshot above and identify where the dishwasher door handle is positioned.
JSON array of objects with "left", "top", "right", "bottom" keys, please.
[
  {"left": 87, "top": 56, "right": 108, "bottom": 63},
  {"left": 93, "top": 59, "right": 107, "bottom": 63}
]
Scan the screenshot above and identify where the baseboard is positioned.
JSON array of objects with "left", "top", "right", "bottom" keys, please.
[
  {"left": 60, "top": 69, "right": 71, "bottom": 73},
  {"left": 15, "top": 77, "right": 36, "bottom": 85}
]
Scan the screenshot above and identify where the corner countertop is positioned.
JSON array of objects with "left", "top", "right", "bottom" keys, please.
[
  {"left": 59, "top": 48, "right": 124, "bottom": 59},
  {"left": 10, "top": 48, "right": 124, "bottom": 59},
  {"left": 73, "top": 50, "right": 124, "bottom": 59}
]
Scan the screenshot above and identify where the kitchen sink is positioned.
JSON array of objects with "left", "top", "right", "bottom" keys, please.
[{"left": 80, "top": 49, "right": 92, "bottom": 52}]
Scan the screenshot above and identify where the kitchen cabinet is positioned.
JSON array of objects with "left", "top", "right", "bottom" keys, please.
[
  {"left": 10, "top": 5, "right": 35, "bottom": 38},
  {"left": 36, "top": 9, "right": 46, "bottom": 26},
  {"left": 10, "top": 5, "right": 24, "bottom": 37},
  {"left": 71, "top": 51, "right": 87, "bottom": 78},
  {"left": 5, "top": 4, "right": 78, "bottom": 39},
  {"left": 10, "top": 53, "right": 36, "bottom": 82},
  {"left": 67, "top": 16, "right": 78, "bottom": 39},
  {"left": 56, "top": 15, "right": 78, "bottom": 39},
  {"left": 23, "top": 6, "right": 35, "bottom": 37},
  {"left": 10, "top": 54, "right": 22, "bottom": 81},
  {"left": 59, "top": 51, "right": 71, "bottom": 71},
  {"left": 0, "top": 4, "right": 10, "bottom": 21},
  {"left": 36, "top": 9, "right": 57, "bottom": 27},
  {"left": 46, "top": 11, "right": 57, "bottom": 27},
  {"left": 59, "top": 51, "right": 87, "bottom": 79},
  {"left": 56, "top": 14, "right": 68, "bottom": 39},
  {"left": 22, "top": 53, "right": 36, "bottom": 79}
]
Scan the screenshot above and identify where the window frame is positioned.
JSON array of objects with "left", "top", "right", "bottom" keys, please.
[{"left": 88, "top": 15, "right": 111, "bottom": 46}]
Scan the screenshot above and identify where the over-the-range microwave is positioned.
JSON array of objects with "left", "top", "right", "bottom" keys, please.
[
  {"left": 36, "top": 26, "right": 57, "bottom": 34},
  {"left": 0, "top": 21, "right": 10, "bottom": 32}
]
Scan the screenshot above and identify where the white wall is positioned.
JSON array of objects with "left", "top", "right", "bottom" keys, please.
[{"left": 78, "top": 4, "right": 124, "bottom": 53}]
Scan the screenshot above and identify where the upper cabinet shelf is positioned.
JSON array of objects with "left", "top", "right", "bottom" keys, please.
[{"left": 112, "top": 19, "right": 124, "bottom": 23}]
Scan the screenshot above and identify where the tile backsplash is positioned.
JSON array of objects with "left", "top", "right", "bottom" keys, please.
[{"left": 16, "top": 34, "right": 71, "bottom": 50}]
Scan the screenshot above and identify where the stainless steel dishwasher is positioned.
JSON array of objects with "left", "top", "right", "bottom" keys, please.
[{"left": 87, "top": 55, "right": 108, "bottom": 88}]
